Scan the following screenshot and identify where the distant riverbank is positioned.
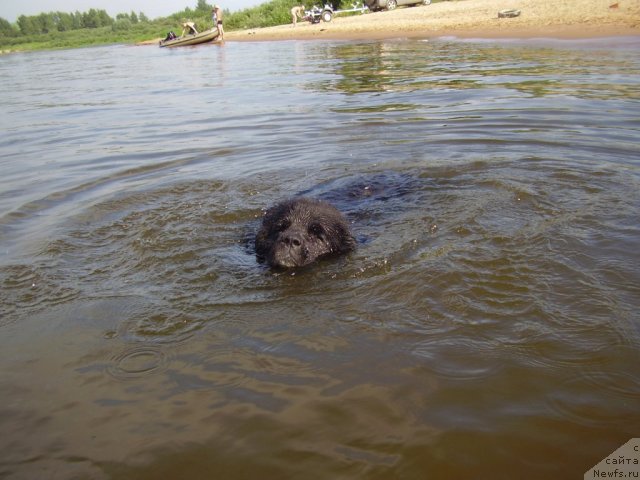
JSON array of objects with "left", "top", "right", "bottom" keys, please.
[
  {"left": 5, "top": 0, "right": 638, "bottom": 54},
  {"left": 222, "top": 0, "right": 639, "bottom": 42}
]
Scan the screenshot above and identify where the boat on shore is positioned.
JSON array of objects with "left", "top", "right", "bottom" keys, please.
[{"left": 159, "top": 29, "right": 220, "bottom": 48}]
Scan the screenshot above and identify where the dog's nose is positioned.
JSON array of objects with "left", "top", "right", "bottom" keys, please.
[{"left": 282, "top": 232, "right": 303, "bottom": 248}]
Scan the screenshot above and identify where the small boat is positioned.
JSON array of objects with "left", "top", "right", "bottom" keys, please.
[{"left": 159, "top": 29, "right": 219, "bottom": 48}]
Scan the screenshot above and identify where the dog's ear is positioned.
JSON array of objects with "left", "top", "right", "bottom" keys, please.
[{"left": 332, "top": 220, "right": 356, "bottom": 253}]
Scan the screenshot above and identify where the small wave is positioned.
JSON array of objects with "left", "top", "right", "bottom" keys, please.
[
  {"left": 411, "top": 336, "right": 505, "bottom": 381},
  {"left": 0, "top": 264, "right": 80, "bottom": 324},
  {"left": 546, "top": 366, "right": 640, "bottom": 428},
  {"left": 118, "top": 311, "right": 206, "bottom": 345},
  {"left": 107, "top": 345, "right": 170, "bottom": 381}
]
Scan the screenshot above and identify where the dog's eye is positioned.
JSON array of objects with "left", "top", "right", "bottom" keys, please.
[
  {"left": 276, "top": 220, "right": 290, "bottom": 232},
  {"left": 308, "top": 223, "right": 324, "bottom": 238}
]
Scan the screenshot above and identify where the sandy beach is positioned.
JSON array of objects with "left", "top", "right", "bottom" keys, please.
[{"left": 222, "top": 0, "right": 639, "bottom": 42}]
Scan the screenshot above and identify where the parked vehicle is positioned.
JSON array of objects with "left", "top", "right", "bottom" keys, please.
[
  {"left": 303, "top": 2, "right": 368, "bottom": 23},
  {"left": 364, "top": 0, "right": 430, "bottom": 11},
  {"left": 303, "top": 4, "right": 334, "bottom": 23}
]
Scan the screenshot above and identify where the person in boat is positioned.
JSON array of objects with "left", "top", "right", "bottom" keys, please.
[
  {"left": 181, "top": 21, "right": 198, "bottom": 36},
  {"left": 212, "top": 5, "right": 224, "bottom": 40},
  {"left": 290, "top": 5, "right": 305, "bottom": 26}
]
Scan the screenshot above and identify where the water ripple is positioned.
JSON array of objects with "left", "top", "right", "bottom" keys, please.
[{"left": 107, "top": 346, "right": 170, "bottom": 381}]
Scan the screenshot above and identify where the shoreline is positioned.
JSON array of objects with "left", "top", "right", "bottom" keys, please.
[
  {"left": 3, "top": 0, "right": 639, "bottom": 54},
  {"left": 225, "top": 24, "right": 640, "bottom": 43},
  {"left": 224, "top": 0, "right": 640, "bottom": 43},
  {"left": 132, "top": 0, "right": 640, "bottom": 47}
]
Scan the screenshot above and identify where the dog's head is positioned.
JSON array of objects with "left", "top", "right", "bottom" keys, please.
[{"left": 255, "top": 197, "right": 355, "bottom": 269}]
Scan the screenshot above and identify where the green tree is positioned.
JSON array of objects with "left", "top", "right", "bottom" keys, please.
[
  {"left": 0, "top": 17, "right": 19, "bottom": 37},
  {"left": 130, "top": 11, "right": 139, "bottom": 23},
  {"left": 197, "top": 0, "right": 212, "bottom": 13},
  {"left": 97, "top": 9, "right": 113, "bottom": 26},
  {"left": 112, "top": 18, "right": 131, "bottom": 31},
  {"left": 17, "top": 15, "right": 38, "bottom": 35},
  {"left": 55, "top": 12, "right": 72, "bottom": 31},
  {"left": 36, "top": 12, "right": 56, "bottom": 33},
  {"left": 80, "top": 8, "right": 112, "bottom": 28},
  {"left": 72, "top": 11, "right": 83, "bottom": 29},
  {"left": 82, "top": 9, "right": 98, "bottom": 28},
  {"left": 138, "top": 12, "right": 149, "bottom": 22}
]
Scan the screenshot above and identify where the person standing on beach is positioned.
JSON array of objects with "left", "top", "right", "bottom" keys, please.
[
  {"left": 290, "top": 5, "right": 305, "bottom": 27},
  {"left": 212, "top": 5, "right": 224, "bottom": 40}
]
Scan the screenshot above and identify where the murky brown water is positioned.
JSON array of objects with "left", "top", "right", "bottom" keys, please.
[{"left": 1, "top": 37, "right": 639, "bottom": 479}]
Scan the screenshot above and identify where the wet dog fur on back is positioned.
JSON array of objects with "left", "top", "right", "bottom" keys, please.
[{"left": 255, "top": 197, "right": 355, "bottom": 268}]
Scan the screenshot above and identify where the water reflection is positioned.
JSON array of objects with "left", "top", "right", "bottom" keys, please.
[{"left": 308, "top": 39, "right": 640, "bottom": 99}]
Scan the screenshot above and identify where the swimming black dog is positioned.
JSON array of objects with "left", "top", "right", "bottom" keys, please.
[{"left": 255, "top": 197, "right": 355, "bottom": 269}]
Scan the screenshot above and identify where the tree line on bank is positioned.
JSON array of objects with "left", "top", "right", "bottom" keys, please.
[
  {"left": 0, "top": 10, "right": 152, "bottom": 37},
  {"left": 0, "top": 0, "right": 220, "bottom": 38},
  {"left": 0, "top": 0, "right": 347, "bottom": 49}
]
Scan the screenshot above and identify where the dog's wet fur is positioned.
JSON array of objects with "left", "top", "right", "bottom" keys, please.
[{"left": 255, "top": 197, "right": 356, "bottom": 269}]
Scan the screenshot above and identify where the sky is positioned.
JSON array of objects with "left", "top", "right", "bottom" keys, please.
[{"left": 0, "top": 0, "right": 263, "bottom": 23}]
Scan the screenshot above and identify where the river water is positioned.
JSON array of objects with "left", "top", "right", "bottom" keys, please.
[{"left": 1, "top": 36, "right": 639, "bottom": 479}]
